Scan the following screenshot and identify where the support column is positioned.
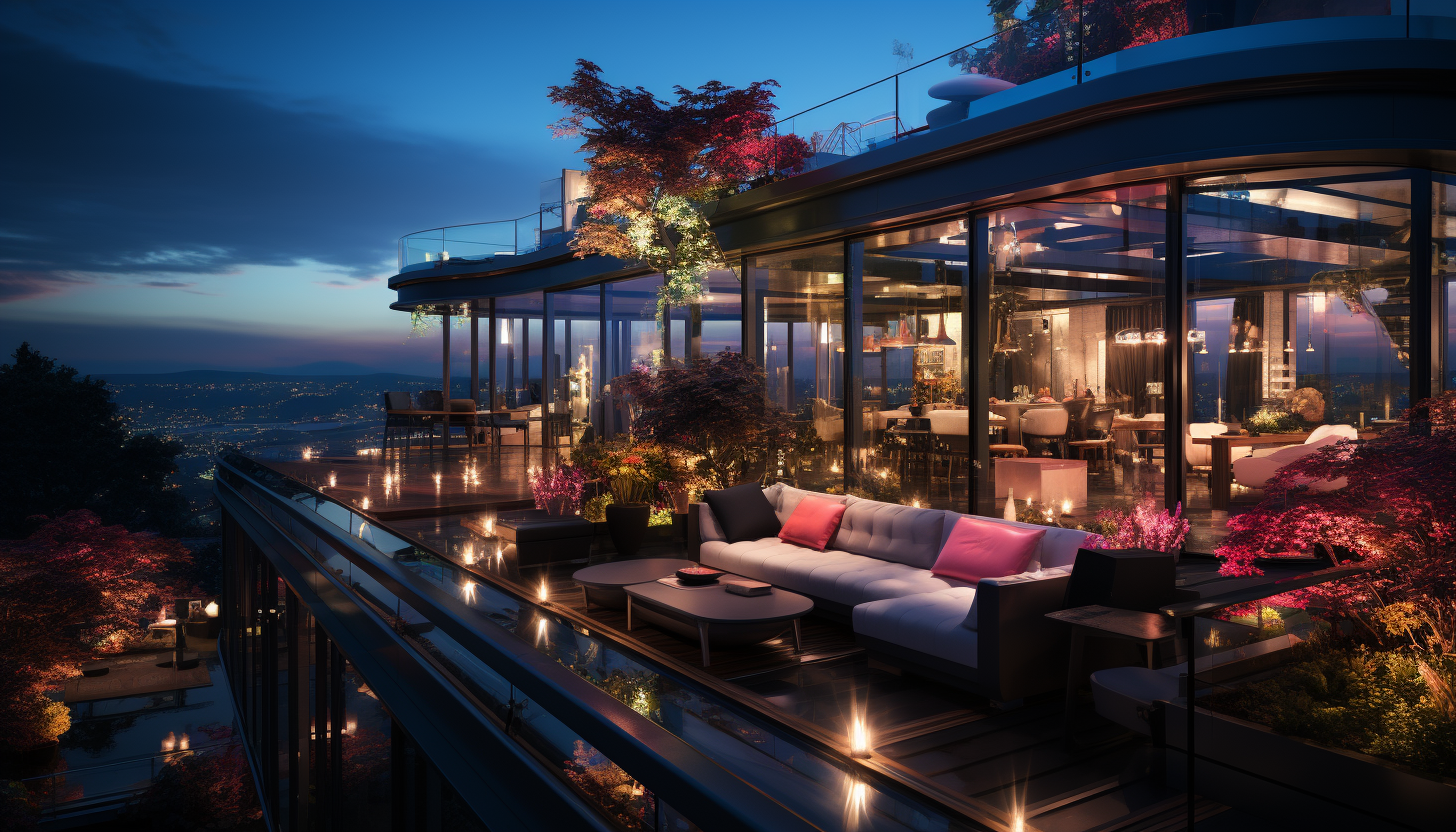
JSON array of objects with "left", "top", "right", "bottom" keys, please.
[
  {"left": 740, "top": 256, "right": 762, "bottom": 366},
  {"left": 970, "top": 214, "right": 992, "bottom": 516},
  {"left": 487, "top": 299, "right": 497, "bottom": 411},
  {"left": 470, "top": 308, "right": 479, "bottom": 404},
  {"left": 287, "top": 601, "right": 310, "bottom": 831},
  {"left": 843, "top": 240, "right": 864, "bottom": 491},
  {"left": 441, "top": 310, "right": 451, "bottom": 403},
  {"left": 1411, "top": 169, "right": 1436, "bottom": 400},
  {"left": 543, "top": 292, "right": 557, "bottom": 450},
  {"left": 1164, "top": 178, "right": 1188, "bottom": 520}
]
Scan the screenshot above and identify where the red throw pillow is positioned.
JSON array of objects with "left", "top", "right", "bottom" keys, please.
[
  {"left": 778, "top": 496, "right": 847, "bottom": 551},
  {"left": 931, "top": 516, "right": 1045, "bottom": 583}
]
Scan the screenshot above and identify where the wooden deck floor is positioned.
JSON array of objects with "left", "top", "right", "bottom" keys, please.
[{"left": 259, "top": 451, "right": 1291, "bottom": 831}]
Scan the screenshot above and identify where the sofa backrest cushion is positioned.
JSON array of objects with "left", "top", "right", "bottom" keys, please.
[
  {"left": 932, "top": 516, "right": 1045, "bottom": 583},
  {"left": 763, "top": 483, "right": 851, "bottom": 525},
  {"left": 778, "top": 496, "right": 848, "bottom": 551},
  {"left": 704, "top": 483, "right": 781, "bottom": 543},
  {"left": 833, "top": 500, "right": 946, "bottom": 568},
  {"left": 939, "top": 512, "right": 1093, "bottom": 569}
]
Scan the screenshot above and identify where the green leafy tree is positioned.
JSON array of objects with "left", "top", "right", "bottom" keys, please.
[{"left": 0, "top": 343, "right": 187, "bottom": 537}]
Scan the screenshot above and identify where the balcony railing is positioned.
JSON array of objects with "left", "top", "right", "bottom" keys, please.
[
  {"left": 768, "top": 0, "right": 1449, "bottom": 173},
  {"left": 216, "top": 452, "right": 983, "bottom": 832},
  {"left": 398, "top": 199, "right": 565, "bottom": 271}
]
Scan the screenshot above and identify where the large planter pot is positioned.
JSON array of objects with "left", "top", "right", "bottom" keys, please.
[{"left": 604, "top": 503, "right": 650, "bottom": 558}]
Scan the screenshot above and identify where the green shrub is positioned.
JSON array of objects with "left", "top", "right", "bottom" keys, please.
[
  {"left": 1206, "top": 642, "right": 1456, "bottom": 777},
  {"left": 1243, "top": 407, "right": 1303, "bottom": 434}
]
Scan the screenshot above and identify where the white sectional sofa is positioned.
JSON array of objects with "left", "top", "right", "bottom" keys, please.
[{"left": 695, "top": 483, "right": 1095, "bottom": 703}]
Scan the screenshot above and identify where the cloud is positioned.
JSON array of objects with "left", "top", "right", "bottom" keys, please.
[
  {"left": 140, "top": 280, "right": 195, "bottom": 288},
  {"left": 0, "top": 27, "right": 523, "bottom": 301}
]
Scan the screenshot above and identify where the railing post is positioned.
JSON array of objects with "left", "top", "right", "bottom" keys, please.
[
  {"left": 1077, "top": 0, "right": 1084, "bottom": 83},
  {"left": 894, "top": 75, "right": 900, "bottom": 137}
]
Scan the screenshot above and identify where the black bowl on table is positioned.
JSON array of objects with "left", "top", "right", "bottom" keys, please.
[{"left": 675, "top": 566, "right": 724, "bottom": 586}]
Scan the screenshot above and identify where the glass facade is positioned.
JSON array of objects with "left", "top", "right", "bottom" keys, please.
[
  {"left": 493, "top": 291, "right": 544, "bottom": 411},
  {"left": 858, "top": 219, "right": 968, "bottom": 507},
  {"left": 750, "top": 243, "right": 845, "bottom": 492},
  {"left": 551, "top": 285, "right": 602, "bottom": 444},
  {"left": 1183, "top": 167, "right": 1412, "bottom": 551},
  {"left": 411, "top": 165, "right": 1452, "bottom": 552},
  {"left": 977, "top": 185, "right": 1169, "bottom": 520},
  {"left": 669, "top": 268, "right": 743, "bottom": 361}
]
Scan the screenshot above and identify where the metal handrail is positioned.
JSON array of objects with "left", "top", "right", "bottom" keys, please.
[
  {"left": 1158, "top": 565, "right": 1368, "bottom": 619},
  {"left": 216, "top": 453, "right": 823, "bottom": 832}
]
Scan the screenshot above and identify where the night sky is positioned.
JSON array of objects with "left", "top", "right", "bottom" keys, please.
[{"left": 1, "top": 0, "right": 995, "bottom": 376}]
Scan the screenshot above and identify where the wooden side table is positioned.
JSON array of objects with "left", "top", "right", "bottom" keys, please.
[{"left": 1046, "top": 604, "right": 1175, "bottom": 736}]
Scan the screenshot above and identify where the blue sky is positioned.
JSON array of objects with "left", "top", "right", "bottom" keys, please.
[{"left": 0, "top": 0, "right": 999, "bottom": 376}]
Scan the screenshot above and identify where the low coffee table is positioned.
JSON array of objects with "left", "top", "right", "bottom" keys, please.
[
  {"left": 572, "top": 558, "right": 696, "bottom": 609},
  {"left": 624, "top": 580, "right": 814, "bottom": 667}
]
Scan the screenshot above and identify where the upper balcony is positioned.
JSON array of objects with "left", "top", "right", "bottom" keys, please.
[
  {"left": 397, "top": 171, "right": 588, "bottom": 273},
  {"left": 766, "top": 0, "right": 1456, "bottom": 174}
]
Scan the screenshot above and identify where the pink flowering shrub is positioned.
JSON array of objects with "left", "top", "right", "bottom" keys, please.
[
  {"left": 530, "top": 465, "right": 587, "bottom": 516},
  {"left": 1082, "top": 497, "right": 1190, "bottom": 552}
]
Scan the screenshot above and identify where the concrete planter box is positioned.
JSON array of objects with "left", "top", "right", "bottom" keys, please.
[{"left": 1164, "top": 701, "right": 1456, "bottom": 832}]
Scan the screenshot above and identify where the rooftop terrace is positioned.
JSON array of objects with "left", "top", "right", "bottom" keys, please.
[{"left": 231, "top": 441, "right": 1353, "bottom": 832}]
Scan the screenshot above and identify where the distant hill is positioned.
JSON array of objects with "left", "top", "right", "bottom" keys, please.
[{"left": 103, "top": 369, "right": 446, "bottom": 384}]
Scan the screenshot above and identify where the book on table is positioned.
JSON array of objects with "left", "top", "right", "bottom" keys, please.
[{"left": 724, "top": 578, "right": 772, "bottom": 597}]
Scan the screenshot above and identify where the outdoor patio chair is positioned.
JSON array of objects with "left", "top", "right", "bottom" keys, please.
[{"left": 381, "top": 392, "right": 415, "bottom": 454}]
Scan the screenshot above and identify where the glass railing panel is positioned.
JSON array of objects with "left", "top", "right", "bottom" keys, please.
[{"left": 221, "top": 455, "right": 979, "bottom": 831}]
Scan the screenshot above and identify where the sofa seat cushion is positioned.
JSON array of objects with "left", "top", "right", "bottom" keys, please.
[
  {"left": 853, "top": 588, "right": 981, "bottom": 669},
  {"left": 832, "top": 501, "right": 946, "bottom": 568},
  {"left": 699, "top": 539, "right": 971, "bottom": 608}
]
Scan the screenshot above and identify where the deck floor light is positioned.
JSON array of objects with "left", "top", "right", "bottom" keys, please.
[{"left": 849, "top": 717, "right": 872, "bottom": 758}]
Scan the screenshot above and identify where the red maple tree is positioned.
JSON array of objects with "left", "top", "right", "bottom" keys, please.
[
  {"left": 0, "top": 510, "right": 193, "bottom": 751},
  {"left": 548, "top": 60, "right": 810, "bottom": 312},
  {"left": 1215, "top": 392, "right": 1456, "bottom": 645}
]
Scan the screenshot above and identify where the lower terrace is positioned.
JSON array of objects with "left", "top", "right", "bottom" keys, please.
[{"left": 248, "top": 440, "right": 1352, "bottom": 832}]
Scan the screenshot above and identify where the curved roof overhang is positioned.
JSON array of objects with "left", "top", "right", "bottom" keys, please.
[
  {"left": 705, "top": 16, "right": 1456, "bottom": 255},
  {"left": 390, "top": 14, "right": 1456, "bottom": 311}
]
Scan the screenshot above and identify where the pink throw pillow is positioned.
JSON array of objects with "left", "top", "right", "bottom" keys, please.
[
  {"left": 931, "top": 516, "right": 1045, "bottom": 583},
  {"left": 778, "top": 496, "right": 847, "bottom": 551}
]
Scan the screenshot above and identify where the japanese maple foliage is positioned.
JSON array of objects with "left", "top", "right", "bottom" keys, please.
[
  {"left": 1215, "top": 392, "right": 1456, "bottom": 627},
  {"left": 548, "top": 60, "right": 810, "bottom": 314},
  {"left": 0, "top": 511, "right": 192, "bottom": 751}
]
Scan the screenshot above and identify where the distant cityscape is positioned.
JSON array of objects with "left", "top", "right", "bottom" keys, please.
[{"left": 105, "top": 371, "right": 440, "bottom": 528}]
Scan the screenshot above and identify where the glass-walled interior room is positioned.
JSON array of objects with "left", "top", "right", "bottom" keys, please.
[
  {"left": 669, "top": 268, "right": 743, "bottom": 361},
  {"left": 551, "top": 285, "right": 601, "bottom": 445},
  {"left": 1182, "top": 167, "right": 1412, "bottom": 552},
  {"left": 750, "top": 243, "right": 844, "bottom": 492},
  {"left": 857, "top": 219, "right": 968, "bottom": 508},
  {"left": 976, "top": 184, "right": 1169, "bottom": 522}
]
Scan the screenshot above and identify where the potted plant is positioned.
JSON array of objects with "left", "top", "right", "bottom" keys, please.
[
  {"left": 604, "top": 452, "right": 655, "bottom": 557},
  {"left": 529, "top": 465, "right": 586, "bottom": 516}
]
